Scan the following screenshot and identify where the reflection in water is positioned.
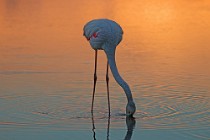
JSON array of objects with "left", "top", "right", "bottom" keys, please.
[
  {"left": 106, "top": 114, "right": 110, "bottom": 140},
  {"left": 124, "top": 117, "right": 136, "bottom": 140},
  {"left": 91, "top": 113, "right": 97, "bottom": 140},
  {"left": 91, "top": 113, "right": 135, "bottom": 140}
]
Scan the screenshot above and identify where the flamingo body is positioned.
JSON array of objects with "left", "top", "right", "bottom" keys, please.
[{"left": 83, "top": 19, "right": 123, "bottom": 51}]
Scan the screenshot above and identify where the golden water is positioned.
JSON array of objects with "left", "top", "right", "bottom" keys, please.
[{"left": 0, "top": 0, "right": 210, "bottom": 139}]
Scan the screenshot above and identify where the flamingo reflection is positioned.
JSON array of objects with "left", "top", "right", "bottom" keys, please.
[{"left": 91, "top": 113, "right": 136, "bottom": 140}]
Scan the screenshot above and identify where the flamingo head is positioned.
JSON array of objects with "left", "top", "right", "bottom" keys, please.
[{"left": 126, "top": 101, "right": 136, "bottom": 117}]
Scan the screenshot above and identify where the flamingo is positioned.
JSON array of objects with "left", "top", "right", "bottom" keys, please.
[{"left": 83, "top": 19, "right": 136, "bottom": 117}]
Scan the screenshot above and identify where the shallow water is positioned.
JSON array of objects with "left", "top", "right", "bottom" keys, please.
[{"left": 0, "top": 0, "right": 210, "bottom": 139}]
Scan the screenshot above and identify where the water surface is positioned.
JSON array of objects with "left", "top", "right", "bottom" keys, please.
[{"left": 0, "top": 0, "right": 210, "bottom": 139}]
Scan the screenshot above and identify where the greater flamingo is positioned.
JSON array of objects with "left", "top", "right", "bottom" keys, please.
[{"left": 83, "top": 19, "right": 136, "bottom": 116}]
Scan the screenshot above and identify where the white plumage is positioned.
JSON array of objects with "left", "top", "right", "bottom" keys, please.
[{"left": 83, "top": 19, "right": 123, "bottom": 50}]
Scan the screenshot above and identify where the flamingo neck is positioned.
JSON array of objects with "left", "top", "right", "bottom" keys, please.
[{"left": 104, "top": 48, "right": 134, "bottom": 103}]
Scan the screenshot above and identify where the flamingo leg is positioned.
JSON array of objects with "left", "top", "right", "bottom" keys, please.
[
  {"left": 91, "top": 50, "right": 98, "bottom": 113},
  {"left": 106, "top": 61, "right": 111, "bottom": 116}
]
